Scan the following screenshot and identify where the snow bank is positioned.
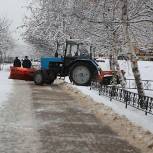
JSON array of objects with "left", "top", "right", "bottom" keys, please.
[{"left": 0, "top": 64, "right": 13, "bottom": 107}]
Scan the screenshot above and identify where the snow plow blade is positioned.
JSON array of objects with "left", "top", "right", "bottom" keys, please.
[
  {"left": 96, "top": 70, "right": 120, "bottom": 85},
  {"left": 9, "top": 66, "right": 36, "bottom": 81}
]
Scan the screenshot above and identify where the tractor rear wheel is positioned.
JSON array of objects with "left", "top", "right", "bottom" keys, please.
[
  {"left": 34, "top": 70, "right": 44, "bottom": 85},
  {"left": 69, "top": 62, "right": 92, "bottom": 86}
]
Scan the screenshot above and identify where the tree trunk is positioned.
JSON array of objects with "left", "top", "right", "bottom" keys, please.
[
  {"left": 121, "top": 0, "right": 145, "bottom": 97},
  {"left": 112, "top": 32, "right": 126, "bottom": 88}
]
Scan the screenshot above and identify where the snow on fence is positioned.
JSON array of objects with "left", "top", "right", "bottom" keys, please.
[{"left": 90, "top": 81, "right": 153, "bottom": 115}]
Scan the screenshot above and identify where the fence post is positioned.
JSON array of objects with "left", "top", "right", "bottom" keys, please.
[
  {"left": 90, "top": 82, "right": 92, "bottom": 90},
  {"left": 145, "top": 97, "right": 149, "bottom": 115},
  {"left": 99, "top": 83, "right": 101, "bottom": 95},
  {"left": 110, "top": 86, "right": 116, "bottom": 101},
  {"left": 123, "top": 90, "right": 128, "bottom": 108}
]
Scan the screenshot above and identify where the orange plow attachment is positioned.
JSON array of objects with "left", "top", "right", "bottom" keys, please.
[
  {"left": 96, "top": 70, "right": 125, "bottom": 85},
  {"left": 9, "top": 66, "right": 36, "bottom": 81},
  {"left": 97, "top": 70, "right": 113, "bottom": 81}
]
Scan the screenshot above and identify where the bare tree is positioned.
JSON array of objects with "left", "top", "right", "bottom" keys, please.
[
  {"left": 23, "top": 0, "right": 153, "bottom": 96},
  {"left": 0, "top": 17, "right": 14, "bottom": 63}
]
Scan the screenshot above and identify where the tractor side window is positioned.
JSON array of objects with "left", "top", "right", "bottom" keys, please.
[
  {"left": 79, "top": 45, "right": 90, "bottom": 58},
  {"left": 66, "top": 44, "right": 77, "bottom": 57},
  {"left": 66, "top": 45, "right": 71, "bottom": 56},
  {"left": 71, "top": 45, "right": 77, "bottom": 56},
  {"left": 58, "top": 49, "right": 64, "bottom": 57}
]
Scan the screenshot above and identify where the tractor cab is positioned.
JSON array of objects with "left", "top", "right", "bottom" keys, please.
[
  {"left": 64, "top": 39, "right": 94, "bottom": 59},
  {"left": 63, "top": 39, "right": 95, "bottom": 68}
]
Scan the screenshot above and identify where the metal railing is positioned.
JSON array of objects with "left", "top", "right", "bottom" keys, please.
[
  {"left": 90, "top": 81, "right": 153, "bottom": 115},
  {"left": 126, "top": 79, "right": 153, "bottom": 91}
]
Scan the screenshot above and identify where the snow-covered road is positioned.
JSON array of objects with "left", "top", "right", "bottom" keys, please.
[{"left": 0, "top": 69, "right": 142, "bottom": 153}]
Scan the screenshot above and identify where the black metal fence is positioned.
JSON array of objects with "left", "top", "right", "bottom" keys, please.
[{"left": 90, "top": 81, "right": 153, "bottom": 115}]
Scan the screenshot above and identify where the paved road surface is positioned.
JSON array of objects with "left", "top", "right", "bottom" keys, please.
[{"left": 0, "top": 80, "right": 141, "bottom": 153}]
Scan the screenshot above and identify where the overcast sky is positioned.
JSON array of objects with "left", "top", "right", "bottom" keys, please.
[{"left": 0, "top": 0, "right": 28, "bottom": 43}]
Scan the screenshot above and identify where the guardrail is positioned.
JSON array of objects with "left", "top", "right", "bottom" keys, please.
[
  {"left": 126, "top": 79, "right": 153, "bottom": 91},
  {"left": 90, "top": 81, "right": 153, "bottom": 115}
]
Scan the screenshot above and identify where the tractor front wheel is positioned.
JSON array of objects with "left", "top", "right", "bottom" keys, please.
[
  {"left": 34, "top": 70, "right": 44, "bottom": 85},
  {"left": 69, "top": 62, "right": 92, "bottom": 86}
]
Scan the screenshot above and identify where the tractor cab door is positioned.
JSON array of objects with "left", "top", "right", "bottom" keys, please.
[
  {"left": 64, "top": 42, "right": 79, "bottom": 67},
  {"left": 64, "top": 56, "right": 77, "bottom": 67}
]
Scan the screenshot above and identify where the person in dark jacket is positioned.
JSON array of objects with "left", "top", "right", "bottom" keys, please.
[
  {"left": 22, "top": 56, "right": 32, "bottom": 68},
  {"left": 13, "top": 57, "right": 21, "bottom": 67}
]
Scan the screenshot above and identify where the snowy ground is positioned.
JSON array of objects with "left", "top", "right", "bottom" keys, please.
[
  {"left": 0, "top": 69, "right": 145, "bottom": 153},
  {"left": 0, "top": 62, "right": 153, "bottom": 152},
  {"left": 0, "top": 64, "right": 13, "bottom": 107}
]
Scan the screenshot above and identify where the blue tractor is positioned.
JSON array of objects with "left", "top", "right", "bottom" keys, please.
[{"left": 33, "top": 39, "right": 100, "bottom": 86}]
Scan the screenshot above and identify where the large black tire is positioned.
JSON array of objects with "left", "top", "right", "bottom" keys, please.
[
  {"left": 69, "top": 62, "right": 92, "bottom": 86},
  {"left": 34, "top": 70, "right": 44, "bottom": 85}
]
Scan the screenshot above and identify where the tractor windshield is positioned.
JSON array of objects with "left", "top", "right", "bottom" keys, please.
[{"left": 65, "top": 39, "right": 94, "bottom": 58}]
